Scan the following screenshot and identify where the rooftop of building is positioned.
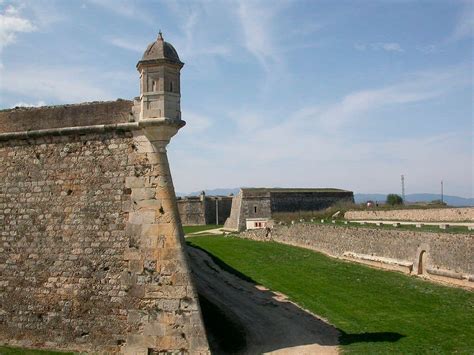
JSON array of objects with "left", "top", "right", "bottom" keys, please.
[
  {"left": 241, "top": 187, "right": 353, "bottom": 194},
  {"left": 138, "top": 31, "right": 183, "bottom": 66}
]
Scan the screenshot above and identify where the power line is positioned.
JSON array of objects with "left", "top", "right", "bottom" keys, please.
[
  {"left": 441, "top": 180, "right": 444, "bottom": 203},
  {"left": 401, "top": 174, "right": 405, "bottom": 202}
]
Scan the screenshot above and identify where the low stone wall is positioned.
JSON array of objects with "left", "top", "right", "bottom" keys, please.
[
  {"left": 0, "top": 100, "right": 133, "bottom": 133},
  {"left": 270, "top": 190, "right": 354, "bottom": 212},
  {"left": 345, "top": 207, "right": 474, "bottom": 222},
  {"left": 177, "top": 198, "right": 206, "bottom": 226},
  {"left": 178, "top": 196, "right": 232, "bottom": 226},
  {"left": 241, "top": 224, "right": 473, "bottom": 287}
]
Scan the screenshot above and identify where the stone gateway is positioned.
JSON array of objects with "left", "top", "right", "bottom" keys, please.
[{"left": 0, "top": 34, "right": 209, "bottom": 354}]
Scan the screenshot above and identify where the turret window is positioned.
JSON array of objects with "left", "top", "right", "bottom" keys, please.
[{"left": 169, "top": 81, "right": 173, "bottom": 92}]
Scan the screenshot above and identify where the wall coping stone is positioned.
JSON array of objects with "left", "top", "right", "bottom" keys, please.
[
  {"left": 0, "top": 118, "right": 186, "bottom": 141},
  {"left": 343, "top": 251, "right": 413, "bottom": 268}
]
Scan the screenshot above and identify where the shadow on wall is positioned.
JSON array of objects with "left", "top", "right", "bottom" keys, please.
[
  {"left": 187, "top": 244, "right": 405, "bottom": 354},
  {"left": 198, "top": 293, "right": 247, "bottom": 354}
]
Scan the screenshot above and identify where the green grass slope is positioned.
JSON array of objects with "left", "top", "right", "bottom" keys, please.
[
  {"left": 187, "top": 236, "right": 474, "bottom": 354},
  {"left": 0, "top": 346, "right": 73, "bottom": 354}
]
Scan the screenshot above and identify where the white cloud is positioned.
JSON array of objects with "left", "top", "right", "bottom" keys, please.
[
  {"left": 0, "top": 65, "right": 117, "bottom": 103},
  {"left": 180, "top": 110, "right": 212, "bottom": 135},
  {"left": 355, "top": 41, "right": 404, "bottom": 53},
  {"left": 237, "top": 1, "right": 282, "bottom": 72},
  {"left": 0, "top": 5, "right": 36, "bottom": 49},
  {"left": 378, "top": 42, "right": 403, "bottom": 52},
  {"left": 13, "top": 100, "right": 46, "bottom": 107},
  {"left": 416, "top": 44, "right": 439, "bottom": 54},
  {"left": 296, "top": 65, "right": 468, "bottom": 131},
  {"left": 105, "top": 36, "right": 145, "bottom": 53},
  {"left": 27, "top": 1, "right": 64, "bottom": 28},
  {"left": 290, "top": 22, "right": 324, "bottom": 36},
  {"left": 354, "top": 42, "right": 366, "bottom": 51},
  {"left": 162, "top": 3, "right": 233, "bottom": 63},
  {"left": 86, "top": 0, "right": 153, "bottom": 25},
  {"left": 451, "top": 0, "right": 473, "bottom": 41},
  {"left": 170, "top": 65, "right": 472, "bottom": 196}
]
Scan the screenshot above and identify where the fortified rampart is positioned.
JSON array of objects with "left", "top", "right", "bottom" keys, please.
[
  {"left": 345, "top": 207, "right": 474, "bottom": 222},
  {"left": 225, "top": 188, "right": 354, "bottom": 231},
  {"left": 0, "top": 33, "right": 209, "bottom": 354},
  {"left": 241, "top": 224, "right": 474, "bottom": 288},
  {"left": 0, "top": 100, "right": 133, "bottom": 133},
  {"left": 177, "top": 193, "right": 232, "bottom": 226}
]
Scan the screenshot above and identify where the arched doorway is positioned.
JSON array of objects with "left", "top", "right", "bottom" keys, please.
[{"left": 417, "top": 250, "right": 426, "bottom": 275}]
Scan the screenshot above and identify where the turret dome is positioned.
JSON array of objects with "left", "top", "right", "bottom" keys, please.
[{"left": 138, "top": 31, "right": 183, "bottom": 67}]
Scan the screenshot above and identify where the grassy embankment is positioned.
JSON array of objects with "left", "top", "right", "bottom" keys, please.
[
  {"left": 311, "top": 219, "right": 471, "bottom": 234},
  {"left": 272, "top": 201, "right": 451, "bottom": 223},
  {"left": 187, "top": 235, "right": 474, "bottom": 354},
  {"left": 0, "top": 347, "right": 73, "bottom": 354}
]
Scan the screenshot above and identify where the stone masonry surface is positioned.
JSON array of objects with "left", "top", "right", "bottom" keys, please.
[
  {"left": 177, "top": 198, "right": 206, "bottom": 226},
  {"left": 0, "top": 100, "right": 133, "bottom": 134},
  {"left": 225, "top": 188, "right": 354, "bottom": 231},
  {"left": 345, "top": 207, "right": 474, "bottom": 222},
  {"left": 241, "top": 224, "right": 474, "bottom": 285},
  {"left": 177, "top": 196, "right": 232, "bottom": 226},
  {"left": 0, "top": 128, "right": 208, "bottom": 353}
]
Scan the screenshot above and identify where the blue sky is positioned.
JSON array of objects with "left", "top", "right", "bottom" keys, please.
[{"left": 0, "top": 0, "right": 472, "bottom": 197}]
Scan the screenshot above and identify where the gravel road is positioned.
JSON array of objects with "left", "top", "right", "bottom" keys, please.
[{"left": 187, "top": 245, "right": 340, "bottom": 354}]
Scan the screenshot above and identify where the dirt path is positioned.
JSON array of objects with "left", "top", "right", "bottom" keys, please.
[{"left": 187, "top": 246, "right": 340, "bottom": 354}]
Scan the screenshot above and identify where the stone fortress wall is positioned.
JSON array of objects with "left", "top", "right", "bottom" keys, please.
[
  {"left": 225, "top": 188, "right": 354, "bottom": 231},
  {"left": 177, "top": 193, "right": 232, "bottom": 226},
  {"left": 345, "top": 207, "right": 474, "bottom": 222},
  {"left": 0, "top": 31, "right": 210, "bottom": 353},
  {"left": 223, "top": 191, "right": 242, "bottom": 231},
  {"left": 242, "top": 224, "right": 474, "bottom": 288},
  {"left": 0, "top": 100, "right": 134, "bottom": 132},
  {"left": 177, "top": 197, "right": 206, "bottom": 225},
  {"left": 270, "top": 190, "right": 354, "bottom": 212},
  {"left": 0, "top": 101, "right": 209, "bottom": 353}
]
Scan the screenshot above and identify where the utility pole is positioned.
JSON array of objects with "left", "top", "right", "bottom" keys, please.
[
  {"left": 215, "top": 199, "right": 219, "bottom": 225},
  {"left": 441, "top": 180, "right": 444, "bottom": 203},
  {"left": 401, "top": 174, "right": 405, "bottom": 203}
]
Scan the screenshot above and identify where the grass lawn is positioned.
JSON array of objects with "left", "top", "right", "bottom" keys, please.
[
  {"left": 187, "top": 236, "right": 474, "bottom": 354},
  {"left": 314, "top": 219, "right": 471, "bottom": 234},
  {"left": 0, "top": 346, "right": 73, "bottom": 354},
  {"left": 183, "top": 224, "right": 222, "bottom": 234}
]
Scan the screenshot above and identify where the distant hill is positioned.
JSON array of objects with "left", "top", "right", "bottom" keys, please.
[
  {"left": 177, "top": 189, "right": 473, "bottom": 207},
  {"left": 355, "top": 193, "right": 474, "bottom": 207}
]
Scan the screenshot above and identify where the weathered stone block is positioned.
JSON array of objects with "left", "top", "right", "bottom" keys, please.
[
  {"left": 129, "top": 211, "right": 156, "bottom": 224},
  {"left": 125, "top": 176, "right": 146, "bottom": 188},
  {"left": 129, "top": 260, "right": 144, "bottom": 273}
]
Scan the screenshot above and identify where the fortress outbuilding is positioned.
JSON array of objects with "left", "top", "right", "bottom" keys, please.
[{"left": 224, "top": 188, "right": 354, "bottom": 231}]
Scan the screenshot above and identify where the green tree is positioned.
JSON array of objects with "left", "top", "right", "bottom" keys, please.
[{"left": 386, "top": 194, "right": 403, "bottom": 205}]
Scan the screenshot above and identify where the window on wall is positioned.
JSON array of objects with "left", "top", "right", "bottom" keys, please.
[
  {"left": 254, "top": 206, "right": 257, "bottom": 213},
  {"left": 169, "top": 81, "right": 173, "bottom": 92}
]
